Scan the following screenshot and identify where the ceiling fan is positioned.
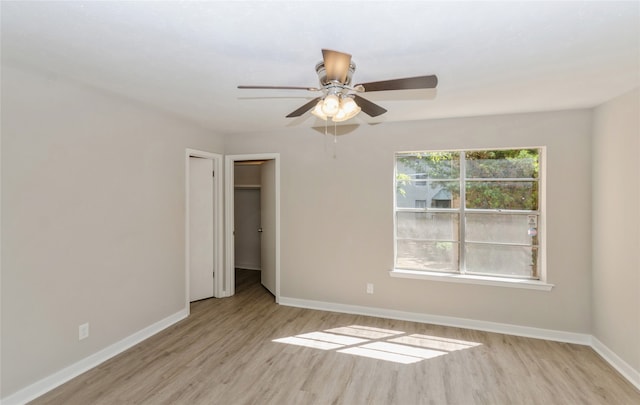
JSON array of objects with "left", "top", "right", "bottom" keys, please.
[{"left": 238, "top": 49, "right": 438, "bottom": 123}]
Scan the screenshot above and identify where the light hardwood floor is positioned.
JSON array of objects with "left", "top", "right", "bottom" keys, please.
[{"left": 32, "top": 269, "right": 639, "bottom": 404}]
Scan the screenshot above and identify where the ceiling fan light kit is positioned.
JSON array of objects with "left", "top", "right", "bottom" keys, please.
[
  {"left": 238, "top": 49, "right": 438, "bottom": 125},
  {"left": 332, "top": 96, "right": 361, "bottom": 122},
  {"left": 311, "top": 94, "right": 362, "bottom": 122}
]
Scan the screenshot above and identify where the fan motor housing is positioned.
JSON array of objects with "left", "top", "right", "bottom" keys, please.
[{"left": 315, "top": 61, "right": 356, "bottom": 87}]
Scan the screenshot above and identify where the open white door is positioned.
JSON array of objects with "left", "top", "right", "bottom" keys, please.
[
  {"left": 260, "top": 160, "right": 276, "bottom": 295},
  {"left": 189, "top": 157, "right": 214, "bottom": 301}
]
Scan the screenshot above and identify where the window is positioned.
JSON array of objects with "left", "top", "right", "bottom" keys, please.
[
  {"left": 394, "top": 149, "right": 542, "bottom": 281},
  {"left": 415, "top": 174, "right": 428, "bottom": 186}
]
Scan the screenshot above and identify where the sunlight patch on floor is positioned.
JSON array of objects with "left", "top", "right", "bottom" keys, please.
[
  {"left": 338, "top": 346, "right": 425, "bottom": 364},
  {"left": 325, "top": 325, "right": 405, "bottom": 339},
  {"left": 273, "top": 325, "right": 481, "bottom": 364},
  {"left": 389, "top": 334, "right": 482, "bottom": 351},
  {"left": 297, "top": 331, "right": 369, "bottom": 346},
  {"left": 273, "top": 336, "right": 344, "bottom": 350}
]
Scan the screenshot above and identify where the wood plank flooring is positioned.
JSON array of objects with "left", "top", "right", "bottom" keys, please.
[{"left": 31, "top": 269, "right": 640, "bottom": 404}]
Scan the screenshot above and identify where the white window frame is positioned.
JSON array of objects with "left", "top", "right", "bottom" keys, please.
[{"left": 390, "top": 147, "right": 553, "bottom": 291}]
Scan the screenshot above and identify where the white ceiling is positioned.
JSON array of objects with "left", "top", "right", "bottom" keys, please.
[{"left": 2, "top": 1, "right": 638, "bottom": 135}]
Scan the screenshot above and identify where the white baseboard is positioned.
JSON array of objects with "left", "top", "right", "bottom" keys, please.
[
  {"left": 4, "top": 298, "right": 638, "bottom": 404},
  {"left": 279, "top": 296, "right": 591, "bottom": 345},
  {"left": 591, "top": 336, "right": 640, "bottom": 391},
  {"left": 279, "top": 296, "right": 640, "bottom": 389},
  {"left": 1, "top": 308, "right": 189, "bottom": 405}
]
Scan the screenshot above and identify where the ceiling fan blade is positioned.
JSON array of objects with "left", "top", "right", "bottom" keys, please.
[
  {"left": 353, "top": 95, "right": 387, "bottom": 117},
  {"left": 286, "top": 97, "right": 321, "bottom": 118},
  {"left": 238, "top": 85, "right": 320, "bottom": 91},
  {"left": 322, "top": 49, "right": 352, "bottom": 83},
  {"left": 356, "top": 75, "right": 438, "bottom": 92}
]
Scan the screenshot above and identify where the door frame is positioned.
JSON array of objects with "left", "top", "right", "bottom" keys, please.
[
  {"left": 185, "top": 149, "right": 224, "bottom": 311},
  {"left": 225, "top": 153, "right": 281, "bottom": 302}
]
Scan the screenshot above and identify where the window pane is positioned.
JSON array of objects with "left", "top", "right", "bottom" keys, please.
[
  {"left": 396, "top": 152, "right": 460, "bottom": 179},
  {"left": 396, "top": 240, "right": 458, "bottom": 272},
  {"left": 466, "top": 181, "right": 538, "bottom": 210},
  {"left": 396, "top": 181, "right": 460, "bottom": 209},
  {"left": 465, "top": 149, "right": 539, "bottom": 179},
  {"left": 465, "top": 213, "right": 538, "bottom": 245},
  {"left": 397, "top": 212, "right": 459, "bottom": 241},
  {"left": 465, "top": 244, "right": 538, "bottom": 278}
]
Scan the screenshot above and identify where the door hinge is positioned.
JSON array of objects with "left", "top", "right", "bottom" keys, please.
[{"left": 212, "top": 170, "right": 215, "bottom": 177}]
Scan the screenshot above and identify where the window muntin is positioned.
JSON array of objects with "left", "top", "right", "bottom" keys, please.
[{"left": 395, "top": 149, "right": 541, "bottom": 280}]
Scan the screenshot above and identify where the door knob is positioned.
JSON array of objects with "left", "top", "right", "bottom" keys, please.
[{"left": 258, "top": 227, "right": 263, "bottom": 233}]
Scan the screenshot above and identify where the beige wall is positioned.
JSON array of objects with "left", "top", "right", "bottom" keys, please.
[
  {"left": 6, "top": 63, "right": 636, "bottom": 397},
  {"left": 234, "top": 164, "right": 261, "bottom": 186},
  {"left": 225, "top": 109, "right": 593, "bottom": 333},
  {"left": 0, "top": 66, "right": 223, "bottom": 396},
  {"left": 592, "top": 88, "right": 640, "bottom": 371}
]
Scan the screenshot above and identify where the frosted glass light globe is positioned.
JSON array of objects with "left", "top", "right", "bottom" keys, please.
[
  {"left": 311, "top": 100, "right": 328, "bottom": 120},
  {"left": 321, "top": 94, "right": 340, "bottom": 117}
]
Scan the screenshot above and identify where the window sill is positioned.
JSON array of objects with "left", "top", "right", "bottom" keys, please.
[{"left": 389, "top": 269, "right": 554, "bottom": 291}]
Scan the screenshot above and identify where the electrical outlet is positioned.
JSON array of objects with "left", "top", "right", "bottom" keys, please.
[
  {"left": 366, "top": 283, "right": 374, "bottom": 294},
  {"left": 79, "top": 323, "right": 89, "bottom": 340}
]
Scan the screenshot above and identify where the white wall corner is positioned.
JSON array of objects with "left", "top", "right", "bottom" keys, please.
[
  {"left": 590, "top": 336, "right": 640, "bottom": 391},
  {"left": 1, "top": 308, "right": 189, "bottom": 405}
]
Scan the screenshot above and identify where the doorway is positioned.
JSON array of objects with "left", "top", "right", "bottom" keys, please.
[
  {"left": 185, "top": 149, "right": 224, "bottom": 308},
  {"left": 225, "top": 154, "right": 280, "bottom": 302},
  {"left": 234, "top": 186, "right": 261, "bottom": 271}
]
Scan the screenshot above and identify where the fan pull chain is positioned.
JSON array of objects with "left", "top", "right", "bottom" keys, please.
[
  {"left": 323, "top": 118, "right": 328, "bottom": 152},
  {"left": 333, "top": 121, "right": 338, "bottom": 159}
]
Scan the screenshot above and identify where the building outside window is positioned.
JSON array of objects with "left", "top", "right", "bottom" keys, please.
[{"left": 394, "top": 148, "right": 542, "bottom": 280}]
